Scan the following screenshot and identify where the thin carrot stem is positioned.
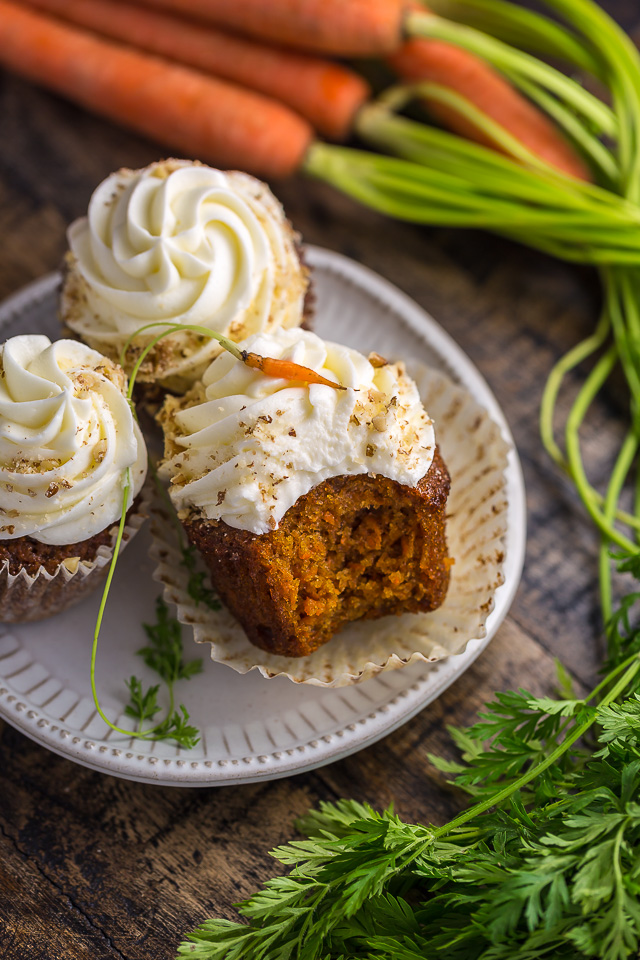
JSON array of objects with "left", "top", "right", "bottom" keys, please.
[
  {"left": 599, "top": 431, "right": 639, "bottom": 624},
  {"left": 564, "top": 348, "right": 639, "bottom": 553},
  {"left": 540, "top": 309, "right": 611, "bottom": 469},
  {"left": 120, "top": 320, "right": 243, "bottom": 383},
  {"left": 89, "top": 468, "right": 166, "bottom": 740}
]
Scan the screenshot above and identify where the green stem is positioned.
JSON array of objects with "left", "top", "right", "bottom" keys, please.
[
  {"left": 599, "top": 431, "right": 640, "bottom": 623},
  {"left": 305, "top": 144, "right": 640, "bottom": 263},
  {"left": 406, "top": 10, "right": 617, "bottom": 135},
  {"left": 121, "top": 321, "right": 243, "bottom": 386},
  {"left": 354, "top": 106, "right": 635, "bottom": 218},
  {"left": 386, "top": 81, "right": 586, "bottom": 178},
  {"left": 606, "top": 269, "right": 640, "bottom": 402},
  {"left": 540, "top": 308, "right": 611, "bottom": 468},
  {"left": 636, "top": 468, "right": 640, "bottom": 547},
  {"left": 426, "top": 0, "right": 604, "bottom": 76},
  {"left": 564, "top": 349, "right": 638, "bottom": 552},
  {"left": 513, "top": 75, "right": 619, "bottom": 183},
  {"left": 90, "top": 469, "right": 151, "bottom": 739},
  {"left": 585, "top": 651, "right": 640, "bottom": 703},
  {"left": 90, "top": 322, "right": 247, "bottom": 744},
  {"left": 90, "top": 469, "right": 188, "bottom": 742}
]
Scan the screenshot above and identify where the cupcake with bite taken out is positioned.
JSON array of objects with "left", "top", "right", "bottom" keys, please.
[
  {"left": 158, "top": 327, "right": 451, "bottom": 658},
  {"left": 61, "top": 159, "right": 311, "bottom": 393},
  {"left": 0, "top": 335, "right": 147, "bottom": 622}
]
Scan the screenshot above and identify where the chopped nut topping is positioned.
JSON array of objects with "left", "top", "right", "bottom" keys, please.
[
  {"left": 368, "top": 351, "right": 388, "bottom": 368},
  {"left": 93, "top": 439, "right": 108, "bottom": 463}
]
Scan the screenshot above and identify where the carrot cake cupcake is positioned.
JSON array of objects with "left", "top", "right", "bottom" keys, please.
[
  {"left": 158, "top": 327, "right": 450, "bottom": 657},
  {"left": 61, "top": 160, "right": 310, "bottom": 391},
  {"left": 0, "top": 334, "right": 147, "bottom": 621}
]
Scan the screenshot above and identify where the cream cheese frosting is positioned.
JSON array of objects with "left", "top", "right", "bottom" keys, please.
[
  {"left": 62, "top": 160, "right": 308, "bottom": 386},
  {"left": 0, "top": 335, "right": 147, "bottom": 545},
  {"left": 160, "top": 329, "right": 435, "bottom": 535}
]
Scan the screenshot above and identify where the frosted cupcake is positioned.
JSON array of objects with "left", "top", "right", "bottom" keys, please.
[
  {"left": 0, "top": 335, "right": 147, "bottom": 621},
  {"left": 158, "top": 327, "right": 451, "bottom": 657},
  {"left": 61, "top": 160, "right": 310, "bottom": 392}
]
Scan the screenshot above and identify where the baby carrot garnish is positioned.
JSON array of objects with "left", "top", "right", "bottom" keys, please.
[
  {"left": 119, "top": 323, "right": 347, "bottom": 392},
  {"left": 241, "top": 351, "right": 347, "bottom": 389}
]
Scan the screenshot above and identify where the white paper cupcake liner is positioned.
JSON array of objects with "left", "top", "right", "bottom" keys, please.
[
  {"left": 0, "top": 488, "right": 150, "bottom": 623},
  {"left": 150, "top": 364, "right": 509, "bottom": 687}
]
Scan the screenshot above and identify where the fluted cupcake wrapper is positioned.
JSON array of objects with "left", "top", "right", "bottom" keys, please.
[
  {"left": 0, "top": 488, "right": 150, "bottom": 623},
  {"left": 150, "top": 366, "right": 509, "bottom": 687}
]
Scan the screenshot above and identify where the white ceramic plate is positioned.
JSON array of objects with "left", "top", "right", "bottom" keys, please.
[{"left": 0, "top": 248, "right": 526, "bottom": 786}]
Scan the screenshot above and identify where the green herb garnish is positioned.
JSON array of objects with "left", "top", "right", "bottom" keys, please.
[{"left": 123, "top": 597, "right": 203, "bottom": 750}]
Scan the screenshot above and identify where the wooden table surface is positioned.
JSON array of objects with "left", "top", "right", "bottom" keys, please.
[{"left": 1, "top": 4, "right": 638, "bottom": 957}]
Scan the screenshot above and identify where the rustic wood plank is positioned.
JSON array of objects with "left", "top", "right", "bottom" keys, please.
[
  {"left": 0, "top": 3, "right": 637, "bottom": 955},
  {"left": 0, "top": 619, "right": 576, "bottom": 959},
  {"left": 0, "top": 827, "right": 124, "bottom": 959}
]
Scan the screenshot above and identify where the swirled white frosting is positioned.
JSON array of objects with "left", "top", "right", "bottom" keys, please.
[
  {"left": 62, "top": 160, "right": 308, "bottom": 385},
  {"left": 160, "top": 329, "right": 435, "bottom": 534},
  {"left": 0, "top": 336, "right": 147, "bottom": 545}
]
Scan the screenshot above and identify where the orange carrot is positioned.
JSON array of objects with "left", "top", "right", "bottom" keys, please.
[
  {"left": 127, "top": 0, "right": 588, "bottom": 180},
  {"left": 132, "top": 0, "right": 407, "bottom": 56},
  {"left": 0, "top": 0, "right": 313, "bottom": 179},
  {"left": 21, "top": 0, "right": 370, "bottom": 140},
  {"left": 242, "top": 352, "right": 346, "bottom": 390},
  {"left": 388, "top": 21, "right": 590, "bottom": 180}
]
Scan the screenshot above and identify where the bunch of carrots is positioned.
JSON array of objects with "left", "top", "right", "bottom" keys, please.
[{"left": 0, "top": 0, "right": 588, "bottom": 180}]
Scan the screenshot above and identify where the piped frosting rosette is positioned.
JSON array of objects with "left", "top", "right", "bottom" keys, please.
[
  {"left": 61, "top": 160, "right": 309, "bottom": 390},
  {"left": 0, "top": 335, "right": 148, "bottom": 622},
  {"left": 151, "top": 329, "right": 508, "bottom": 687}
]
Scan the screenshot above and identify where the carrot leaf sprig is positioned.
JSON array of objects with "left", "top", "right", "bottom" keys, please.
[{"left": 124, "top": 597, "right": 202, "bottom": 750}]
